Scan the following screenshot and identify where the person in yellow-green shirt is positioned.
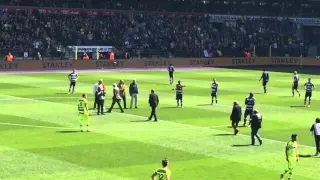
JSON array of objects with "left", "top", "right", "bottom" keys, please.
[
  {"left": 280, "top": 134, "right": 299, "bottom": 180},
  {"left": 151, "top": 158, "right": 171, "bottom": 180},
  {"left": 78, "top": 94, "right": 90, "bottom": 132}
]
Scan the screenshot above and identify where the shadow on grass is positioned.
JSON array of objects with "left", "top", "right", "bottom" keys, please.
[
  {"left": 290, "top": 105, "right": 305, "bottom": 108},
  {"left": 214, "top": 133, "right": 233, "bottom": 136},
  {"left": 298, "top": 154, "right": 314, "bottom": 158},
  {"left": 161, "top": 107, "right": 179, "bottom": 109},
  {"left": 56, "top": 92, "right": 68, "bottom": 95},
  {"left": 130, "top": 120, "right": 149, "bottom": 122},
  {"left": 56, "top": 130, "right": 81, "bottom": 133},
  {"left": 197, "top": 104, "right": 212, "bottom": 106},
  {"left": 252, "top": 93, "right": 264, "bottom": 94},
  {"left": 232, "top": 144, "right": 251, "bottom": 147}
]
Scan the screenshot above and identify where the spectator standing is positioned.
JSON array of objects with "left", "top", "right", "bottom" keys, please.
[
  {"left": 310, "top": 118, "right": 320, "bottom": 156},
  {"left": 129, "top": 79, "right": 139, "bottom": 108}
]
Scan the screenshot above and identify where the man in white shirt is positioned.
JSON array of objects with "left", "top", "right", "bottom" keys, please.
[
  {"left": 93, "top": 80, "right": 103, "bottom": 109},
  {"left": 310, "top": 118, "right": 320, "bottom": 156}
]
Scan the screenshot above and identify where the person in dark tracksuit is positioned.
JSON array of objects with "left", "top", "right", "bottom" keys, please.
[
  {"left": 259, "top": 68, "right": 269, "bottom": 93},
  {"left": 310, "top": 118, "right": 320, "bottom": 156},
  {"left": 230, "top": 101, "right": 242, "bottom": 135},
  {"left": 96, "top": 87, "right": 105, "bottom": 115},
  {"left": 168, "top": 64, "right": 175, "bottom": 85},
  {"left": 250, "top": 109, "right": 263, "bottom": 146},
  {"left": 148, "top": 89, "right": 159, "bottom": 122}
]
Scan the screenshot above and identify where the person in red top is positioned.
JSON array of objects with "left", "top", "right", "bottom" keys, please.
[
  {"left": 5, "top": 52, "right": 13, "bottom": 62},
  {"left": 109, "top": 51, "right": 115, "bottom": 61},
  {"left": 83, "top": 52, "right": 89, "bottom": 60}
]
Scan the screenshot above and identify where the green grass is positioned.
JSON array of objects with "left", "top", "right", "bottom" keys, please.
[{"left": 0, "top": 68, "right": 319, "bottom": 180}]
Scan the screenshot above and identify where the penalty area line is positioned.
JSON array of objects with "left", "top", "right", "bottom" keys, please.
[{"left": 0, "top": 122, "right": 227, "bottom": 131}]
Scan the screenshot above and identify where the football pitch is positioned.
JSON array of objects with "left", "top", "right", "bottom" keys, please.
[{"left": 0, "top": 67, "right": 319, "bottom": 180}]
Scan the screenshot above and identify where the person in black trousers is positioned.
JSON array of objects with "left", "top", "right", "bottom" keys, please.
[
  {"left": 250, "top": 109, "right": 263, "bottom": 146},
  {"left": 96, "top": 87, "right": 105, "bottom": 115},
  {"left": 148, "top": 89, "right": 159, "bottom": 122},
  {"left": 107, "top": 83, "right": 124, "bottom": 113},
  {"left": 230, "top": 101, "right": 242, "bottom": 135},
  {"left": 310, "top": 118, "right": 320, "bottom": 156}
]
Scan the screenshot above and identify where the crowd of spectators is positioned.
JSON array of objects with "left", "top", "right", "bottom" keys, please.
[
  {"left": 3, "top": 0, "right": 320, "bottom": 17},
  {"left": 0, "top": 1, "right": 310, "bottom": 58}
]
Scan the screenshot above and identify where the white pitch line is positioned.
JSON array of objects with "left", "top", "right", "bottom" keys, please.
[
  {"left": 0, "top": 122, "right": 228, "bottom": 131},
  {"left": 0, "top": 94, "right": 315, "bottom": 148}
]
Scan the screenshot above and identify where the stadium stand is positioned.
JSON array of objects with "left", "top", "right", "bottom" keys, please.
[{"left": 0, "top": 0, "right": 317, "bottom": 59}]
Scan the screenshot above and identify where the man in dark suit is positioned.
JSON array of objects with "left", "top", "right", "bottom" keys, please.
[
  {"left": 250, "top": 109, "right": 263, "bottom": 145},
  {"left": 230, "top": 101, "right": 242, "bottom": 135},
  {"left": 107, "top": 83, "right": 124, "bottom": 113},
  {"left": 95, "top": 87, "right": 105, "bottom": 115},
  {"left": 148, "top": 89, "right": 159, "bottom": 122}
]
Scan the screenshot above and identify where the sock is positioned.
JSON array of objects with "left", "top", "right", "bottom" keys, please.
[
  {"left": 244, "top": 119, "right": 247, "bottom": 124},
  {"left": 72, "top": 86, "right": 75, "bottom": 93},
  {"left": 216, "top": 99, "right": 218, "bottom": 104},
  {"left": 292, "top": 91, "right": 294, "bottom": 96},
  {"left": 211, "top": 98, "right": 213, "bottom": 104},
  {"left": 304, "top": 99, "right": 306, "bottom": 105},
  {"left": 177, "top": 101, "right": 179, "bottom": 106},
  {"left": 69, "top": 88, "right": 71, "bottom": 93},
  {"left": 309, "top": 100, "right": 311, "bottom": 105},
  {"left": 264, "top": 86, "right": 267, "bottom": 92},
  {"left": 181, "top": 101, "right": 183, "bottom": 107}
]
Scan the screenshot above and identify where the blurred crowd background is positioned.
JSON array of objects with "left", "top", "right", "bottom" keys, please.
[{"left": 1, "top": 0, "right": 320, "bottom": 60}]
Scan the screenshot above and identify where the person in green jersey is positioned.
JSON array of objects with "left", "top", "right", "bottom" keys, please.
[
  {"left": 151, "top": 158, "right": 171, "bottom": 180},
  {"left": 78, "top": 94, "right": 90, "bottom": 132},
  {"left": 280, "top": 134, "right": 299, "bottom": 180}
]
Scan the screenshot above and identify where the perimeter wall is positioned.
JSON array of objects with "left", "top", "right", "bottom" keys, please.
[{"left": 0, "top": 57, "right": 318, "bottom": 71}]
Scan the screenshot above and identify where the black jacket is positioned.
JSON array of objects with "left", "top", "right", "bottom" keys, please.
[
  {"left": 230, "top": 104, "right": 242, "bottom": 121},
  {"left": 251, "top": 113, "right": 262, "bottom": 129},
  {"left": 95, "top": 90, "right": 105, "bottom": 101},
  {"left": 149, "top": 93, "right": 159, "bottom": 107},
  {"left": 129, "top": 83, "right": 139, "bottom": 95}
]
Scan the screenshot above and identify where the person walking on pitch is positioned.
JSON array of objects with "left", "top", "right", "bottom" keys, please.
[
  {"left": 168, "top": 64, "right": 175, "bottom": 85},
  {"left": 250, "top": 109, "right": 263, "bottom": 145},
  {"left": 68, "top": 69, "right": 78, "bottom": 94},
  {"left": 310, "top": 118, "right": 320, "bottom": 156},
  {"left": 259, "top": 68, "right": 269, "bottom": 93},
  {"left": 118, "top": 80, "right": 127, "bottom": 109},
  {"left": 151, "top": 158, "right": 171, "bottom": 180},
  {"left": 304, "top": 78, "right": 315, "bottom": 107},
  {"left": 280, "top": 134, "right": 299, "bottom": 180},
  {"left": 292, "top": 71, "right": 300, "bottom": 97},
  {"left": 244, "top": 93, "right": 255, "bottom": 126},
  {"left": 148, "top": 89, "right": 159, "bottom": 122},
  {"left": 107, "top": 83, "right": 124, "bottom": 113},
  {"left": 78, "top": 94, "right": 90, "bottom": 132},
  {"left": 230, "top": 101, "right": 242, "bottom": 135}
]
